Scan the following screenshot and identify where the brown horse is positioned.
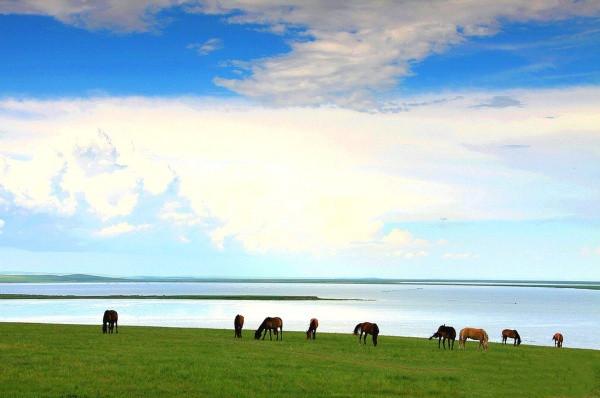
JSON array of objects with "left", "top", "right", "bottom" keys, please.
[
  {"left": 429, "top": 324, "right": 456, "bottom": 350},
  {"left": 459, "top": 327, "right": 488, "bottom": 351},
  {"left": 552, "top": 332, "right": 563, "bottom": 348},
  {"left": 501, "top": 329, "right": 521, "bottom": 346},
  {"left": 354, "top": 322, "right": 379, "bottom": 346},
  {"left": 102, "top": 310, "right": 118, "bottom": 334},
  {"left": 306, "top": 318, "right": 318, "bottom": 340},
  {"left": 255, "top": 317, "right": 283, "bottom": 341},
  {"left": 234, "top": 314, "right": 244, "bottom": 338}
]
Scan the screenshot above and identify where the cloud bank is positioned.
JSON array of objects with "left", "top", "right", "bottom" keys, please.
[{"left": 1, "top": 87, "right": 599, "bottom": 254}]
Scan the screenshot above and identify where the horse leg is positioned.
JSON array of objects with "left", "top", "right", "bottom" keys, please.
[
  {"left": 313, "top": 330, "right": 316, "bottom": 340},
  {"left": 115, "top": 320, "right": 118, "bottom": 334},
  {"left": 438, "top": 337, "right": 441, "bottom": 349}
]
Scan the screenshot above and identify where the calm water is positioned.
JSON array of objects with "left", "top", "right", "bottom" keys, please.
[{"left": 1, "top": 282, "right": 598, "bottom": 349}]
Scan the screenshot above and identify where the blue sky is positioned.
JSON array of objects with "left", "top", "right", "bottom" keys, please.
[{"left": 0, "top": 1, "right": 599, "bottom": 279}]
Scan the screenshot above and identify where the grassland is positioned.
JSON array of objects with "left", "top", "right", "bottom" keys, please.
[{"left": 0, "top": 323, "right": 598, "bottom": 398}]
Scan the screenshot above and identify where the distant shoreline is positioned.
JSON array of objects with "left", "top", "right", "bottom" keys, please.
[
  {"left": 0, "top": 294, "right": 354, "bottom": 301},
  {"left": 0, "top": 274, "right": 599, "bottom": 290}
]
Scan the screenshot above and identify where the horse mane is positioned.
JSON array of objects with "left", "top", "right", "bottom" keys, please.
[{"left": 353, "top": 323, "right": 362, "bottom": 335}]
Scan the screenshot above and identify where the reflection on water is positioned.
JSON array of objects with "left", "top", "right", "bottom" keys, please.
[{"left": 0, "top": 282, "right": 598, "bottom": 349}]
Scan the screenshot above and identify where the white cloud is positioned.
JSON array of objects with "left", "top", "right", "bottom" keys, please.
[
  {"left": 2, "top": 2, "right": 599, "bottom": 109},
  {"left": 159, "top": 201, "right": 202, "bottom": 226},
  {"left": 443, "top": 252, "right": 476, "bottom": 260},
  {"left": 95, "top": 222, "right": 151, "bottom": 237},
  {"left": 581, "top": 247, "right": 600, "bottom": 257},
  {"left": 187, "top": 38, "right": 223, "bottom": 55},
  {"left": 1, "top": 87, "right": 599, "bottom": 254}
]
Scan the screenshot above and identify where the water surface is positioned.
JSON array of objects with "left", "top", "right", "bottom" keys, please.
[{"left": 1, "top": 282, "right": 598, "bottom": 349}]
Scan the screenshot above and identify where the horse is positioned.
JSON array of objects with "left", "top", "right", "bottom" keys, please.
[
  {"left": 306, "top": 318, "right": 318, "bottom": 340},
  {"left": 102, "top": 310, "right": 118, "bottom": 334},
  {"left": 552, "top": 332, "right": 563, "bottom": 348},
  {"left": 501, "top": 329, "right": 521, "bottom": 346},
  {"left": 458, "top": 327, "right": 488, "bottom": 351},
  {"left": 234, "top": 314, "right": 244, "bottom": 338},
  {"left": 254, "top": 317, "right": 283, "bottom": 341},
  {"left": 353, "top": 322, "right": 379, "bottom": 346},
  {"left": 429, "top": 324, "right": 456, "bottom": 350}
]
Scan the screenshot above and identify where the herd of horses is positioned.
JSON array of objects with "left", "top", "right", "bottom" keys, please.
[{"left": 102, "top": 309, "right": 565, "bottom": 349}]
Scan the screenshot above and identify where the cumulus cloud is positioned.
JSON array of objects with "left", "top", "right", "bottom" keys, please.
[
  {"left": 1, "top": 87, "right": 599, "bottom": 254},
  {"left": 187, "top": 38, "right": 223, "bottom": 55},
  {"left": 95, "top": 222, "right": 151, "bottom": 237},
  {"left": 2, "top": 1, "right": 600, "bottom": 108}
]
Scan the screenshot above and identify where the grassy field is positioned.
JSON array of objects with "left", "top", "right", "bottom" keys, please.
[{"left": 0, "top": 323, "right": 598, "bottom": 398}]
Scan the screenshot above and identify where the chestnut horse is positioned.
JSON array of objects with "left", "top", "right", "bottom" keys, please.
[
  {"left": 429, "top": 324, "right": 456, "bottom": 350},
  {"left": 234, "top": 314, "right": 244, "bottom": 338},
  {"left": 254, "top": 317, "right": 283, "bottom": 341},
  {"left": 552, "top": 332, "right": 564, "bottom": 348},
  {"left": 459, "top": 327, "right": 488, "bottom": 351},
  {"left": 306, "top": 318, "right": 318, "bottom": 340},
  {"left": 102, "top": 310, "right": 118, "bottom": 334},
  {"left": 501, "top": 329, "right": 521, "bottom": 346},
  {"left": 354, "top": 322, "right": 379, "bottom": 346}
]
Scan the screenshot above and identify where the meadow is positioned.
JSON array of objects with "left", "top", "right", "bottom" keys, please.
[{"left": 0, "top": 323, "right": 599, "bottom": 397}]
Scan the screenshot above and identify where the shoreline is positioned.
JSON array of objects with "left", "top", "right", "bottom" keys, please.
[
  {"left": 0, "top": 294, "right": 358, "bottom": 301},
  {"left": 0, "top": 321, "right": 597, "bottom": 351}
]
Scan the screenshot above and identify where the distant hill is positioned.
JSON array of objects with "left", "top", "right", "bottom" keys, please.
[
  {"left": 0, "top": 274, "right": 129, "bottom": 283},
  {"left": 0, "top": 273, "right": 598, "bottom": 289}
]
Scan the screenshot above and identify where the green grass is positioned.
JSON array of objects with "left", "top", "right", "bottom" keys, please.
[{"left": 0, "top": 323, "right": 598, "bottom": 398}]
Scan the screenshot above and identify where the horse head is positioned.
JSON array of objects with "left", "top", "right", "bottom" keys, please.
[
  {"left": 429, "top": 332, "right": 439, "bottom": 340},
  {"left": 102, "top": 323, "right": 107, "bottom": 334},
  {"left": 254, "top": 329, "right": 262, "bottom": 340}
]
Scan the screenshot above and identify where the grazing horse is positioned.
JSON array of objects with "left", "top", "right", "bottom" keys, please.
[
  {"left": 501, "top": 329, "right": 521, "bottom": 346},
  {"left": 429, "top": 324, "right": 456, "bottom": 350},
  {"left": 353, "top": 322, "right": 379, "bottom": 346},
  {"left": 254, "top": 317, "right": 283, "bottom": 341},
  {"left": 102, "top": 310, "right": 118, "bottom": 334},
  {"left": 234, "top": 314, "right": 244, "bottom": 338},
  {"left": 306, "top": 318, "right": 319, "bottom": 340},
  {"left": 459, "top": 327, "right": 488, "bottom": 351},
  {"left": 552, "top": 332, "right": 564, "bottom": 348}
]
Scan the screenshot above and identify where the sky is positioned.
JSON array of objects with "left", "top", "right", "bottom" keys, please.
[{"left": 0, "top": 1, "right": 599, "bottom": 280}]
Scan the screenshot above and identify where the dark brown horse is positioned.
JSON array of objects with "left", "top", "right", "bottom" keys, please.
[
  {"left": 459, "top": 327, "right": 488, "bottom": 351},
  {"left": 254, "top": 317, "right": 283, "bottom": 341},
  {"left": 306, "top": 318, "right": 318, "bottom": 340},
  {"left": 102, "top": 310, "right": 118, "bottom": 334},
  {"left": 234, "top": 314, "right": 244, "bottom": 338},
  {"left": 429, "top": 324, "right": 456, "bottom": 350},
  {"left": 501, "top": 329, "right": 521, "bottom": 346},
  {"left": 552, "top": 332, "right": 564, "bottom": 348},
  {"left": 353, "top": 322, "right": 379, "bottom": 346}
]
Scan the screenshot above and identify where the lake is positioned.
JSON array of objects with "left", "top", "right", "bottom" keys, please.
[{"left": 1, "top": 282, "right": 598, "bottom": 349}]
